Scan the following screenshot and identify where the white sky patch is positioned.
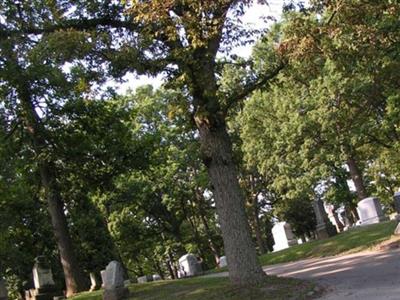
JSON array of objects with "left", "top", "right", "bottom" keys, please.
[{"left": 116, "top": 73, "right": 164, "bottom": 94}]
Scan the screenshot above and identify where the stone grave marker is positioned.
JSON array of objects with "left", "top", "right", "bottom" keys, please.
[
  {"left": 0, "top": 278, "right": 7, "bottom": 300},
  {"left": 178, "top": 254, "right": 202, "bottom": 278},
  {"left": 137, "top": 275, "right": 153, "bottom": 284},
  {"left": 271, "top": 222, "right": 298, "bottom": 252},
  {"left": 152, "top": 275, "right": 161, "bottom": 281},
  {"left": 25, "top": 256, "right": 63, "bottom": 300},
  {"left": 313, "top": 199, "right": 337, "bottom": 239},
  {"left": 123, "top": 280, "right": 131, "bottom": 287},
  {"left": 89, "top": 273, "right": 99, "bottom": 292},
  {"left": 100, "top": 270, "right": 106, "bottom": 288},
  {"left": 103, "top": 261, "right": 128, "bottom": 300},
  {"left": 394, "top": 192, "right": 400, "bottom": 215},
  {"left": 219, "top": 256, "right": 227, "bottom": 268},
  {"left": 394, "top": 223, "right": 400, "bottom": 235},
  {"left": 357, "top": 197, "right": 388, "bottom": 225}
]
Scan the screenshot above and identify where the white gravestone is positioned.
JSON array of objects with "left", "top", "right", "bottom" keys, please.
[
  {"left": 395, "top": 223, "right": 400, "bottom": 235},
  {"left": 103, "top": 261, "right": 129, "bottom": 300},
  {"left": 178, "top": 254, "right": 202, "bottom": 278},
  {"left": 25, "top": 256, "right": 62, "bottom": 300},
  {"left": 100, "top": 270, "right": 106, "bottom": 288},
  {"left": 0, "top": 278, "right": 7, "bottom": 300},
  {"left": 219, "top": 256, "right": 227, "bottom": 268},
  {"left": 272, "top": 222, "right": 298, "bottom": 252},
  {"left": 357, "top": 197, "right": 388, "bottom": 225},
  {"left": 32, "top": 257, "right": 55, "bottom": 289},
  {"left": 89, "top": 272, "right": 99, "bottom": 292}
]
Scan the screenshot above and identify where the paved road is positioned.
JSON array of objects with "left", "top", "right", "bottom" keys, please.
[{"left": 207, "top": 248, "right": 400, "bottom": 299}]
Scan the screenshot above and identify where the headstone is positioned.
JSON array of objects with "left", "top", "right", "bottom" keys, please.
[
  {"left": 32, "top": 256, "right": 55, "bottom": 289},
  {"left": 25, "top": 256, "right": 63, "bottom": 300},
  {"left": 177, "top": 254, "right": 202, "bottom": 278},
  {"left": 0, "top": 278, "right": 7, "bottom": 300},
  {"left": 394, "top": 223, "right": 400, "bottom": 235},
  {"left": 137, "top": 275, "right": 153, "bottom": 284},
  {"left": 357, "top": 197, "right": 388, "bottom": 225},
  {"left": 313, "top": 200, "right": 337, "bottom": 239},
  {"left": 394, "top": 192, "right": 400, "bottom": 214},
  {"left": 103, "top": 261, "right": 129, "bottom": 300},
  {"left": 123, "top": 280, "right": 131, "bottom": 287},
  {"left": 152, "top": 275, "right": 161, "bottom": 281},
  {"left": 100, "top": 270, "right": 106, "bottom": 288},
  {"left": 271, "top": 222, "right": 298, "bottom": 252},
  {"left": 219, "top": 256, "right": 227, "bottom": 268},
  {"left": 89, "top": 273, "right": 99, "bottom": 292}
]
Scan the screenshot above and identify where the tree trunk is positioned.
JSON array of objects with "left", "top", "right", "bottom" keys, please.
[
  {"left": 166, "top": 259, "right": 175, "bottom": 280},
  {"left": 16, "top": 73, "right": 87, "bottom": 297},
  {"left": 347, "top": 156, "right": 368, "bottom": 200},
  {"left": 39, "top": 162, "right": 88, "bottom": 296},
  {"left": 197, "top": 123, "right": 265, "bottom": 284},
  {"left": 252, "top": 195, "right": 267, "bottom": 254}
]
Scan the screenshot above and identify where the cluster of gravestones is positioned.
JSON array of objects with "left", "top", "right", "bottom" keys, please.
[
  {"left": 271, "top": 194, "right": 400, "bottom": 252},
  {"left": 1, "top": 253, "right": 215, "bottom": 300}
]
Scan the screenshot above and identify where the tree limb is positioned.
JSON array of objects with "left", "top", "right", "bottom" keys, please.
[
  {"left": 222, "top": 61, "right": 285, "bottom": 114},
  {"left": 0, "top": 17, "right": 138, "bottom": 39}
]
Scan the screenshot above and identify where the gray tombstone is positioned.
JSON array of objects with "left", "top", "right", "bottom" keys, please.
[
  {"left": 25, "top": 256, "right": 63, "bottom": 300},
  {"left": 394, "top": 192, "right": 400, "bottom": 214},
  {"left": 271, "top": 222, "right": 298, "bottom": 251},
  {"left": 137, "top": 275, "right": 153, "bottom": 284},
  {"left": 123, "top": 280, "right": 131, "bottom": 287},
  {"left": 219, "top": 256, "right": 227, "bottom": 268},
  {"left": 178, "top": 254, "right": 202, "bottom": 278},
  {"left": 32, "top": 256, "right": 55, "bottom": 289},
  {"left": 103, "top": 261, "right": 129, "bottom": 300},
  {"left": 357, "top": 197, "right": 388, "bottom": 225},
  {"left": 313, "top": 200, "right": 337, "bottom": 239},
  {"left": 0, "top": 278, "right": 7, "bottom": 300},
  {"left": 152, "top": 275, "right": 161, "bottom": 281}
]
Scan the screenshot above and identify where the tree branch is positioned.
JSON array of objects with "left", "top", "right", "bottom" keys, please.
[
  {"left": 0, "top": 17, "right": 138, "bottom": 39},
  {"left": 222, "top": 61, "right": 285, "bottom": 113}
]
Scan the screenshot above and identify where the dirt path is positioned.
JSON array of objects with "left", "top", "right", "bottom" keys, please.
[{"left": 206, "top": 248, "right": 400, "bottom": 299}]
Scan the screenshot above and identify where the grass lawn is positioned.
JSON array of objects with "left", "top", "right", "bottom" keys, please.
[
  {"left": 71, "top": 221, "right": 396, "bottom": 300},
  {"left": 71, "top": 276, "right": 318, "bottom": 300},
  {"left": 259, "top": 220, "right": 397, "bottom": 266}
]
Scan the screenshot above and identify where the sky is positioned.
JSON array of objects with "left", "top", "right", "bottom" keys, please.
[{"left": 115, "top": 0, "right": 286, "bottom": 94}]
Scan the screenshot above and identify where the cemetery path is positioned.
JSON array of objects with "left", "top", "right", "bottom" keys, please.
[{"left": 206, "top": 248, "right": 400, "bottom": 299}]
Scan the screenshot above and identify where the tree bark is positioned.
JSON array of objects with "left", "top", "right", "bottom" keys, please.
[
  {"left": 39, "top": 164, "right": 88, "bottom": 296},
  {"left": 346, "top": 156, "right": 368, "bottom": 200},
  {"left": 252, "top": 195, "right": 267, "bottom": 254},
  {"left": 197, "top": 123, "right": 265, "bottom": 284},
  {"left": 15, "top": 70, "right": 87, "bottom": 297}
]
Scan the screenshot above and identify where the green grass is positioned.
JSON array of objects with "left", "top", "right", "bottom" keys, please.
[
  {"left": 71, "top": 276, "right": 317, "bottom": 300},
  {"left": 259, "top": 220, "right": 397, "bottom": 266},
  {"left": 71, "top": 221, "right": 396, "bottom": 300}
]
